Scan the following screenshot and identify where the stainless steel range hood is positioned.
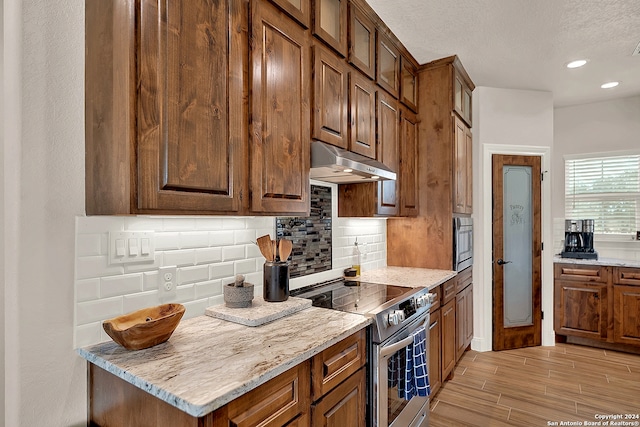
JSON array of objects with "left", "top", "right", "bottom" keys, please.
[{"left": 309, "top": 141, "right": 396, "bottom": 184}]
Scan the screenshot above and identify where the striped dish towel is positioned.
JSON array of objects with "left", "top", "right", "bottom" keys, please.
[{"left": 403, "top": 326, "right": 431, "bottom": 400}]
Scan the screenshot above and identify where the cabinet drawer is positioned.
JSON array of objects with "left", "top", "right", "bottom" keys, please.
[
  {"left": 615, "top": 267, "right": 640, "bottom": 286},
  {"left": 442, "top": 277, "right": 457, "bottom": 304},
  {"left": 554, "top": 263, "right": 608, "bottom": 283},
  {"left": 456, "top": 267, "right": 472, "bottom": 293},
  {"left": 430, "top": 285, "right": 441, "bottom": 313},
  {"left": 224, "top": 361, "right": 310, "bottom": 427},
  {"left": 311, "top": 328, "right": 366, "bottom": 400}
]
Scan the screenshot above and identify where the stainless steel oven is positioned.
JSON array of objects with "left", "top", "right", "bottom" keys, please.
[
  {"left": 373, "top": 311, "right": 430, "bottom": 427},
  {"left": 453, "top": 217, "right": 473, "bottom": 271},
  {"left": 292, "top": 279, "right": 434, "bottom": 427}
]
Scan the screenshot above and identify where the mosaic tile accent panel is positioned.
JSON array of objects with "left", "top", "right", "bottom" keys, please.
[{"left": 276, "top": 185, "right": 332, "bottom": 278}]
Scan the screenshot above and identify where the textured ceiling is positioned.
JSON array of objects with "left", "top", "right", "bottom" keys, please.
[{"left": 366, "top": 0, "right": 640, "bottom": 107}]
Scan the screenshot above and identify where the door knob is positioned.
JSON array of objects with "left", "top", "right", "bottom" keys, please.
[{"left": 497, "top": 258, "right": 512, "bottom": 266}]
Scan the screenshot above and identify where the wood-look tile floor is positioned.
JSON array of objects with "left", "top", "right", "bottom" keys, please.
[{"left": 429, "top": 343, "right": 640, "bottom": 426}]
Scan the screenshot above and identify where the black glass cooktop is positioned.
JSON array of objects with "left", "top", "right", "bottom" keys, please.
[{"left": 291, "top": 279, "right": 412, "bottom": 316}]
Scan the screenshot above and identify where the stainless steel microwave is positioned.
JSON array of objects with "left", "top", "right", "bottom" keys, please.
[{"left": 453, "top": 217, "right": 473, "bottom": 271}]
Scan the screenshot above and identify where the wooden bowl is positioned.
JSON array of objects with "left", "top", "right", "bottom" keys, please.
[{"left": 102, "top": 304, "right": 185, "bottom": 350}]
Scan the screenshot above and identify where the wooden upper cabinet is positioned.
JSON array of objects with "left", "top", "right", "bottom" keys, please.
[
  {"left": 270, "top": 0, "right": 311, "bottom": 28},
  {"left": 454, "top": 71, "right": 473, "bottom": 126},
  {"left": 85, "top": 0, "right": 247, "bottom": 215},
  {"left": 312, "top": 43, "right": 349, "bottom": 149},
  {"left": 453, "top": 115, "right": 472, "bottom": 215},
  {"left": 376, "top": 33, "right": 400, "bottom": 98},
  {"left": 250, "top": 0, "right": 310, "bottom": 215},
  {"left": 313, "top": 0, "right": 347, "bottom": 56},
  {"left": 347, "top": 3, "right": 375, "bottom": 79},
  {"left": 400, "top": 56, "right": 418, "bottom": 112},
  {"left": 399, "top": 107, "right": 419, "bottom": 217},
  {"left": 137, "top": 0, "right": 246, "bottom": 213},
  {"left": 376, "top": 91, "right": 399, "bottom": 216},
  {"left": 349, "top": 72, "right": 377, "bottom": 159}
]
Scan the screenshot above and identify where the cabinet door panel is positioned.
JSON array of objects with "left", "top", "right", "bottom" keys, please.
[
  {"left": 428, "top": 308, "right": 442, "bottom": 396},
  {"left": 614, "top": 285, "right": 640, "bottom": 346},
  {"left": 270, "top": 0, "right": 311, "bottom": 28},
  {"left": 453, "top": 116, "right": 467, "bottom": 214},
  {"left": 312, "top": 44, "right": 348, "bottom": 149},
  {"left": 251, "top": 0, "right": 310, "bottom": 214},
  {"left": 348, "top": 3, "right": 375, "bottom": 79},
  {"left": 399, "top": 108, "right": 418, "bottom": 216},
  {"left": 554, "top": 281, "right": 608, "bottom": 340},
  {"left": 400, "top": 56, "right": 417, "bottom": 112},
  {"left": 441, "top": 298, "right": 456, "bottom": 380},
  {"left": 137, "top": 0, "right": 245, "bottom": 213},
  {"left": 376, "top": 33, "right": 399, "bottom": 98},
  {"left": 349, "top": 73, "right": 376, "bottom": 159},
  {"left": 377, "top": 92, "right": 399, "bottom": 216},
  {"left": 313, "top": 0, "right": 347, "bottom": 56}
]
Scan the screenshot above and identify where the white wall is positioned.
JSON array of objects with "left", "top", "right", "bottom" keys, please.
[
  {"left": 553, "top": 95, "right": 640, "bottom": 260},
  {"left": 472, "top": 87, "right": 555, "bottom": 351},
  {"left": 4, "top": 0, "right": 86, "bottom": 425}
]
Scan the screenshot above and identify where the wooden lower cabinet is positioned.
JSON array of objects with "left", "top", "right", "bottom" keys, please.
[
  {"left": 613, "top": 284, "right": 640, "bottom": 346},
  {"left": 428, "top": 307, "right": 442, "bottom": 396},
  {"left": 555, "top": 263, "right": 640, "bottom": 351},
  {"left": 455, "top": 283, "right": 473, "bottom": 361},
  {"left": 440, "top": 298, "right": 456, "bottom": 381},
  {"left": 311, "top": 367, "right": 366, "bottom": 427},
  {"left": 554, "top": 281, "right": 608, "bottom": 340},
  {"left": 88, "top": 330, "right": 367, "bottom": 427}
]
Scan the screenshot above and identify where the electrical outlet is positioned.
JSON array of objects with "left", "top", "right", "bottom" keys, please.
[{"left": 158, "top": 266, "right": 177, "bottom": 301}]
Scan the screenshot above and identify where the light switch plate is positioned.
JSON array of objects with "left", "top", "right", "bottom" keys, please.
[{"left": 109, "top": 231, "right": 155, "bottom": 265}]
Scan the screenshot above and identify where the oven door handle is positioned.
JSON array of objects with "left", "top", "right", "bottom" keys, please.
[{"left": 379, "top": 316, "right": 429, "bottom": 359}]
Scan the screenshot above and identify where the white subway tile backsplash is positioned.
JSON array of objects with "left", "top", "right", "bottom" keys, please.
[
  {"left": 195, "top": 280, "right": 223, "bottom": 299},
  {"left": 178, "top": 265, "right": 209, "bottom": 285},
  {"left": 76, "top": 278, "right": 100, "bottom": 302},
  {"left": 75, "top": 213, "right": 387, "bottom": 348},
  {"left": 210, "top": 230, "right": 235, "bottom": 247},
  {"left": 162, "top": 218, "right": 198, "bottom": 231},
  {"left": 235, "top": 229, "right": 255, "bottom": 245},
  {"left": 163, "top": 249, "right": 197, "bottom": 267},
  {"left": 235, "top": 258, "right": 258, "bottom": 275},
  {"left": 179, "top": 232, "right": 210, "bottom": 249},
  {"left": 155, "top": 232, "right": 180, "bottom": 251},
  {"left": 222, "top": 245, "right": 245, "bottom": 261},
  {"left": 195, "top": 247, "right": 222, "bottom": 265},
  {"left": 76, "top": 255, "right": 124, "bottom": 280},
  {"left": 77, "top": 216, "right": 124, "bottom": 234},
  {"left": 123, "top": 290, "right": 160, "bottom": 313},
  {"left": 100, "top": 274, "right": 143, "bottom": 298},
  {"left": 142, "top": 271, "right": 159, "bottom": 291},
  {"left": 210, "top": 262, "right": 235, "bottom": 280},
  {"left": 76, "top": 296, "right": 123, "bottom": 325},
  {"left": 76, "top": 233, "right": 102, "bottom": 257}
]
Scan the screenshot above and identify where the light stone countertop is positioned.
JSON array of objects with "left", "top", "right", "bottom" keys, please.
[
  {"left": 554, "top": 255, "right": 640, "bottom": 269},
  {"left": 358, "top": 266, "right": 458, "bottom": 290},
  {"left": 77, "top": 307, "right": 370, "bottom": 418}
]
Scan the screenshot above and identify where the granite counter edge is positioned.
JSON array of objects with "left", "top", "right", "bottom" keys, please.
[{"left": 77, "top": 316, "right": 372, "bottom": 418}]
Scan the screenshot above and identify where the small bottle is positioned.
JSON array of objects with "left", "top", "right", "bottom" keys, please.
[{"left": 352, "top": 237, "right": 361, "bottom": 276}]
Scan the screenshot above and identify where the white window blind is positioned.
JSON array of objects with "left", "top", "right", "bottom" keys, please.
[{"left": 565, "top": 154, "right": 640, "bottom": 235}]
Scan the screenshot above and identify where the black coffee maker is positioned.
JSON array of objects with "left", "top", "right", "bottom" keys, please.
[{"left": 561, "top": 219, "right": 598, "bottom": 259}]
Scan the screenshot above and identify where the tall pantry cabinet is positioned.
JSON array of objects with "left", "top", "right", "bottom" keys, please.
[{"left": 387, "top": 55, "right": 475, "bottom": 270}]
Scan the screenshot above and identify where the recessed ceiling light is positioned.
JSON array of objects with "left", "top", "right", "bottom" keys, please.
[
  {"left": 601, "top": 81, "right": 620, "bottom": 89},
  {"left": 566, "top": 59, "right": 588, "bottom": 69}
]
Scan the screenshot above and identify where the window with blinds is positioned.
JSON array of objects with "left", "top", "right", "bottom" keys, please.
[{"left": 565, "top": 154, "right": 640, "bottom": 235}]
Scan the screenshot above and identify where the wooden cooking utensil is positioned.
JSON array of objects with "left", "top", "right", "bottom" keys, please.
[
  {"left": 272, "top": 240, "right": 277, "bottom": 261},
  {"left": 278, "top": 239, "right": 293, "bottom": 262},
  {"left": 256, "top": 234, "right": 274, "bottom": 261}
]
